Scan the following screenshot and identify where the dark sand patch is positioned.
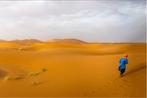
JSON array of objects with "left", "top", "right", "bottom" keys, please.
[{"left": 0, "top": 68, "right": 7, "bottom": 79}]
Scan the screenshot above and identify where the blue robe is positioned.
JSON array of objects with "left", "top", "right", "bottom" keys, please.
[{"left": 119, "top": 58, "right": 128, "bottom": 74}]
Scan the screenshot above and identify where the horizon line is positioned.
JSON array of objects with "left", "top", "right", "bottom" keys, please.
[{"left": 0, "top": 38, "right": 146, "bottom": 44}]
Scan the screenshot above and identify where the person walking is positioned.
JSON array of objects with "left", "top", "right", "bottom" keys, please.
[{"left": 119, "top": 54, "right": 128, "bottom": 76}]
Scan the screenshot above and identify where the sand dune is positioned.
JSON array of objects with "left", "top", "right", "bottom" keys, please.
[
  {"left": 0, "top": 39, "right": 146, "bottom": 97},
  {"left": 49, "top": 38, "right": 87, "bottom": 44}
]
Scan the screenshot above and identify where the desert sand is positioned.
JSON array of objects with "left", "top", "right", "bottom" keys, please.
[{"left": 0, "top": 39, "right": 146, "bottom": 97}]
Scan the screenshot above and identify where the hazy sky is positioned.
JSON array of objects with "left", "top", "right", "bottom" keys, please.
[{"left": 0, "top": 0, "right": 146, "bottom": 42}]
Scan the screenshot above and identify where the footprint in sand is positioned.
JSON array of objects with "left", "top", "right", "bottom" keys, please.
[
  {"left": 115, "top": 78, "right": 130, "bottom": 89},
  {"left": 103, "top": 75, "right": 130, "bottom": 90},
  {"left": 31, "top": 81, "right": 42, "bottom": 86}
]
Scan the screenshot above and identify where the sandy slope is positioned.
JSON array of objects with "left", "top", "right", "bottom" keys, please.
[{"left": 0, "top": 40, "right": 146, "bottom": 97}]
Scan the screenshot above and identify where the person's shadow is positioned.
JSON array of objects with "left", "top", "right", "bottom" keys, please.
[{"left": 124, "top": 63, "right": 146, "bottom": 76}]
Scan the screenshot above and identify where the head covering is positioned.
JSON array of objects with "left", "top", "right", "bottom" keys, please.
[{"left": 124, "top": 54, "right": 128, "bottom": 58}]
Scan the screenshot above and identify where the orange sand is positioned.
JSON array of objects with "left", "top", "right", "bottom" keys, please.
[{"left": 0, "top": 40, "right": 146, "bottom": 97}]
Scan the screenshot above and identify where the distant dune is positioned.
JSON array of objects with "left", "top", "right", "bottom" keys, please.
[
  {"left": 0, "top": 39, "right": 146, "bottom": 97},
  {"left": 9, "top": 39, "right": 42, "bottom": 43},
  {"left": 48, "top": 38, "right": 87, "bottom": 44}
]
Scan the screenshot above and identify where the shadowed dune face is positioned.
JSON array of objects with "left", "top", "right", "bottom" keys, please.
[
  {"left": 0, "top": 68, "right": 7, "bottom": 79},
  {"left": 0, "top": 40, "right": 146, "bottom": 97},
  {"left": 124, "top": 63, "right": 146, "bottom": 76}
]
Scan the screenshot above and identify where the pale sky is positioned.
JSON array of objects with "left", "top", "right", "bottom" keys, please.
[{"left": 0, "top": 0, "right": 146, "bottom": 42}]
